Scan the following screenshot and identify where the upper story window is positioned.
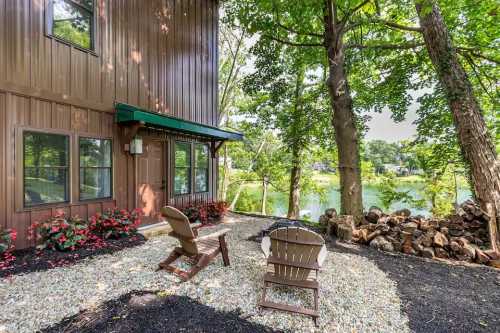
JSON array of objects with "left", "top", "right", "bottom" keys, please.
[
  {"left": 79, "top": 138, "right": 112, "bottom": 200},
  {"left": 23, "top": 132, "right": 70, "bottom": 207},
  {"left": 174, "top": 142, "right": 191, "bottom": 195},
  {"left": 48, "top": 0, "right": 95, "bottom": 50}
]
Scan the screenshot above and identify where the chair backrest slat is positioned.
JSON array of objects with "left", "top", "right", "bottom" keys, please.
[
  {"left": 269, "top": 227, "right": 324, "bottom": 281},
  {"left": 161, "top": 206, "right": 198, "bottom": 254}
]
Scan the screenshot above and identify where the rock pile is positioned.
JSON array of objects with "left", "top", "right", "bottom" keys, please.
[{"left": 319, "top": 201, "right": 499, "bottom": 267}]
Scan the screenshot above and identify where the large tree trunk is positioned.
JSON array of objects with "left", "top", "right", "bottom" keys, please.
[
  {"left": 287, "top": 148, "right": 301, "bottom": 219},
  {"left": 323, "top": 0, "right": 363, "bottom": 221},
  {"left": 287, "top": 68, "right": 305, "bottom": 219},
  {"left": 415, "top": 0, "right": 500, "bottom": 252}
]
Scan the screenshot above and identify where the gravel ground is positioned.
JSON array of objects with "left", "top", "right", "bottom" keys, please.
[{"left": 0, "top": 213, "right": 409, "bottom": 333}]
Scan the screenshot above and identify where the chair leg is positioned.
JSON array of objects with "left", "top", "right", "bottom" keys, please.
[
  {"left": 157, "top": 251, "right": 181, "bottom": 271},
  {"left": 259, "top": 281, "right": 269, "bottom": 307},
  {"left": 219, "top": 235, "right": 230, "bottom": 266},
  {"left": 313, "top": 288, "right": 319, "bottom": 327}
]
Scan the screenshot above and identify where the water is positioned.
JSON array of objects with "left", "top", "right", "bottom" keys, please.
[{"left": 232, "top": 181, "right": 472, "bottom": 221}]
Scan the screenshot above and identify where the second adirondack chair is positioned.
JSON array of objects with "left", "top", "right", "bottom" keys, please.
[
  {"left": 259, "top": 226, "right": 327, "bottom": 326},
  {"left": 158, "top": 206, "right": 231, "bottom": 281}
]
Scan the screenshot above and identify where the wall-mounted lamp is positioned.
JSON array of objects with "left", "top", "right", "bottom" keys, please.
[{"left": 130, "top": 136, "right": 143, "bottom": 154}]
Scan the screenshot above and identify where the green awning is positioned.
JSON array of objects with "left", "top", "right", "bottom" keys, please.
[{"left": 115, "top": 103, "right": 243, "bottom": 141}]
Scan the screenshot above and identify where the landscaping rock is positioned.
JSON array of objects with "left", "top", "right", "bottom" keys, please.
[
  {"left": 370, "top": 236, "right": 395, "bottom": 252},
  {"left": 366, "top": 206, "right": 383, "bottom": 223},
  {"left": 394, "top": 208, "right": 411, "bottom": 217},
  {"left": 336, "top": 224, "right": 353, "bottom": 242},
  {"left": 433, "top": 232, "right": 448, "bottom": 248},
  {"left": 347, "top": 201, "right": 492, "bottom": 266},
  {"left": 421, "top": 247, "right": 435, "bottom": 259},
  {"left": 401, "top": 222, "right": 418, "bottom": 234},
  {"left": 325, "top": 208, "right": 337, "bottom": 218},
  {"left": 475, "top": 248, "right": 490, "bottom": 264}
]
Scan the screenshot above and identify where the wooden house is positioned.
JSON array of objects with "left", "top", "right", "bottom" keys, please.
[{"left": 0, "top": 0, "right": 241, "bottom": 249}]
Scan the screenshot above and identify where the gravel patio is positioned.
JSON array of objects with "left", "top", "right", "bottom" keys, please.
[{"left": 1, "top": 213, "right": 497, "bottom": 332}]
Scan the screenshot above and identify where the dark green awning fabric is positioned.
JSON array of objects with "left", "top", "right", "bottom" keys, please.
[{"left": 115, "top": 103, "right": 243, "bottom": 141}]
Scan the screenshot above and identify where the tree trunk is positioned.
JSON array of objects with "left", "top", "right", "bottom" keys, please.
[
  {"left": 415, "top": 0, "right": 500, "bottom": 251},
  {"left": 287, "top": 68, "right": 305, "bottom": 219},
  {"left": 287, "top": 149, "right": 301, "bottom": 219},
  {"left": 219, "top": 144, "right": 230, "bottom": 202},
  {"left": 261, "top": 177, "right": 268, "bottom": 215},
  {"left": 323, "top": 0, "right": 363, "bottom": 221}
]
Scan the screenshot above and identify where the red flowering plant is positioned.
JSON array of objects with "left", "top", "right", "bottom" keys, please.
[
  {"left": 181, "top": 201, "right": 228, "bottom": 224},
  {"left": 29, "top": 214, "right": 89, "bottom": 251},
  {"left": 0, "top": 227, "right": 17, "bottom": 267},
  {"left": 88, "top": 208, "right": 142, "bottom": 239}
]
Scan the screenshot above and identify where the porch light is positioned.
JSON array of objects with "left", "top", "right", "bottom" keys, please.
[{"left": 130, "top": 136, "right": 143, "bottom": 155}]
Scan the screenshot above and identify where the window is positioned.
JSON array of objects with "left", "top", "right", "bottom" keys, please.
[
  {"left": 194, "top": 144, "right": 209, "bottom": 193},
  {"left": 174, "top": 142, "right": 191, "bottom": 195},
  {"left": 49, "top": 0, "right": 95, "bottom": 50},
  {"left": 79, "top": 138, "right": 112, "bottom": 200},
  {"left": 23, "top": 132, "right": 70, "bottom": 207}
]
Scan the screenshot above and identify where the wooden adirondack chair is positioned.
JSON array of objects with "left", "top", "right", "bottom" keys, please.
[
  {"left": 259, "top": 227, "right": 327, "bottom": 325},
  {"left": 158, "top": 206, "right": 231, "bottom": 281}
]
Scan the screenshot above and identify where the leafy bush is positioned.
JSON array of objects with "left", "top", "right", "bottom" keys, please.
[
  {"left": 29, "top": 214, "right": 89, "bottom": 251},
  {"left": 88, "top": 208, "right": 142, "bottom": 239},
  {"left": 181, "top": 201, "right": 228, "bottom": 224},
  {"left": 0, "top": 227, "right": 16, "bottom": 254},
  {"left": 0, "top": 227, "right": 16, "bottom": 269}
]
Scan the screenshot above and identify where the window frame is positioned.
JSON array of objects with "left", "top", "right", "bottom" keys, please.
[
  {"left": 194, "top": 143, "right": 209, "bottom": 193},
  {"left": 78, "top": 136, "right": 113, "bottom": 202},
  {"left": 173, "top": 141, "right": 192, "bottom": 196},
  {"left": 22, "top": 130, "right": 71, "bottom": 208},
  {"left": 45, "top": 0, "right": 98, "bottom": 54}
]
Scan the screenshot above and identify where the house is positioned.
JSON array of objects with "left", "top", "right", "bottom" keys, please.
[{"left": 0, "top": 0, "right": 241, "bottom": 249}]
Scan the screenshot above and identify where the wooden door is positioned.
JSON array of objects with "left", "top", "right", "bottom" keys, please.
[{"left": 137, "top": 140, "right": 166, "bottom": 225}]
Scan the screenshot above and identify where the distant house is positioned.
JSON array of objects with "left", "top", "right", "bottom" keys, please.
[
  {"left": 0, "top": 0, "right": 242, "bottom": 249},
  {"left": 311, "top": 162, "right": 336, "bottom": 173},
  {"left": 382, "top": 164, "right": 410, "bottom": 176}
]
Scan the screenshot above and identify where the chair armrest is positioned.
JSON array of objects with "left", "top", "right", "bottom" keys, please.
[
  {"left": 195, "top": 228, "right": 231, "bottom": 242},
  {"left": 191, "top": 222, "right": 203, "bottom": 237},
  {"left": 261, "top": 236, "right": 271, "bottom": 258},
  {"left": 191, "top": 222, "right": 203, "bottom": 230}
]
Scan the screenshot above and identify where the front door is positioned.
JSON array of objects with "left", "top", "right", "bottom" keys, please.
[{"left": 137, "top": 140, "right": 166, "bottom": 225}]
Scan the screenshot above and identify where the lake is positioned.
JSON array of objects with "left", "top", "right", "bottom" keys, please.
[{"left": 230, "top": 181, "right": 472, "bottom": 221}]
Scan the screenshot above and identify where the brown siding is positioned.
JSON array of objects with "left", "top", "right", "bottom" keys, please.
[
  {"left": 0, "top": 0, "right": 220, "bottom": 249},
  {"left": 0, "top": 0, "right": 219, "bottom": 124}
]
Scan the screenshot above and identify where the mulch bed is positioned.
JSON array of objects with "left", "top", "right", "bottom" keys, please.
[
  {"left": 331, "top": 239, "right": 500, "bottom": 333},
  {"left": 0, "top": 235, "right": 146, "bottom": 278},
  {"left": 42, "top": 291, "right": 280, "bottom": 333}
]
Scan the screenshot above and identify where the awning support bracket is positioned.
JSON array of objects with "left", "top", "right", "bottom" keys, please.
[
  {"left": 123, "top": 121, "right": 145, "bottom": 143},
  {"left": 210, "top": 140, "right": 225, "bottom": 158}
]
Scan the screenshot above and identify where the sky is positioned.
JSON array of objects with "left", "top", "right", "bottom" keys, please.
[
  {"left": 365, "top": 108, "right": 418, "bottom": 142},
  {"left": 365, "top": 88, "right": 432, "bottom": 142}
]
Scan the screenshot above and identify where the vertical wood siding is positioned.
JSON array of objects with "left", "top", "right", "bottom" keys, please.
[
  {"left": 0, "top": 0, "right": 218, "bottom": 126},
  {"left": 0, "top": 0, "right": 220, "bottom": 248}
]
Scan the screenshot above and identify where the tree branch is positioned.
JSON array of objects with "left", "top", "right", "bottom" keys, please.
[
  {"left": 378, "top": 19, "right": 422, "bottom": 32},
  {"left": 262, "top": 34, "right": 323, "bottom": 47},
  {"left": 346, "top": 18, "right": 422, "bottom": 32},
  {"left": 341, "top": 0, "right": 371, "bottom": 25},
  {"left": 456, "top": 47, "right": 500, "bottom": 65},
  {"left": 346, "top": 41, "right": 424, "bottom": 50},
  {"left": 276, "top": 22, "right": 323, "bottom": 38}
]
